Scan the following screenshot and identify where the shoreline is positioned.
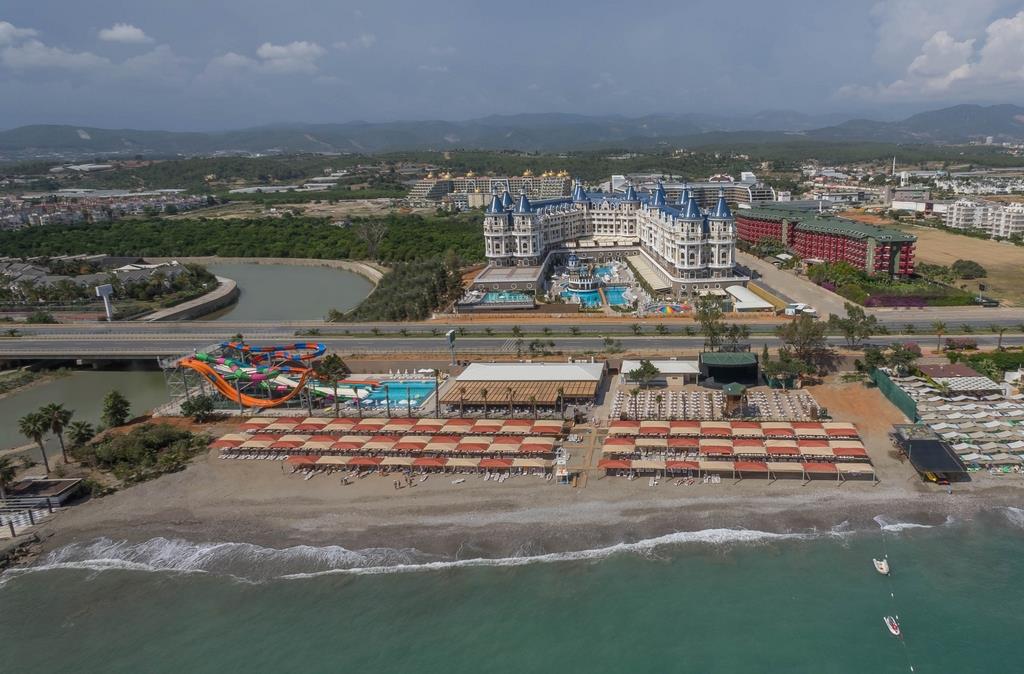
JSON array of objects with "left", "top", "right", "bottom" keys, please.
[
  {"left": 25, "top": 450, "right": 1024, "bottom": 565},
  {"left": 144, "top": 256, "right": 387, "bottom": 286}
]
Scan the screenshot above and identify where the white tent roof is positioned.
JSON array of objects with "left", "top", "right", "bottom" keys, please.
[
  {"left": 622, "top": 360, "right": 699, "bottom": 376},
  {"left": 457, "top": 362, "right": 605, "bottom": 382}
]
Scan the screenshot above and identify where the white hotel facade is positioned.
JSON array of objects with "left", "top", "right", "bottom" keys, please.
[{"left": 478, "top": 181, "right": 747, "bottom": 298}]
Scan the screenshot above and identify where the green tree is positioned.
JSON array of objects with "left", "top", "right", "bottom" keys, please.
[
  {"left": 626, "top": 360, "right": 661, "bottom": 389},
  {"left": 886, "top": 343, "right": 919, "bottom": 376},
  {"left": 931, "top": 321, "right": 947, "bottom": 352},
  {"left": 695, "top": 295, "right": 726, "bottom": 352},
  {"left": 951, "top": 259, "right": 987, "bottom": 279},
  {"left": 18, "top": 411, "right": 51, "bottom": 473},
  {"left": 0, "top": 456, "right": 16, "bottom": 500},
  {"left": 776, "top": 315, "right": 833, "bottom": 374},
  {"left": 655, "top": 324, "right": 669, "bottom": 335},
  {"left": 990, "top": 324, "right": 1008, "bottom": 350},
  {"left": 180, "top": 395, "right": 217, "bottom": 422},
  {"left": 40, "top": 403, "right": 73, "bottom": 464},
  {"left": 828, "top": 302, "right": 879, "bottom": 348},
  {"left": 102, "top": 390, "right": 131, "bottom": 428},
  {"left": 630, "top": 323, "right": 643, "bottom": 335},
  {"left": 313, "top": 353, "right": 352, "bottom": 417},
  {"left": 67, "top": 420, "right": 95, "bottom": 448}
]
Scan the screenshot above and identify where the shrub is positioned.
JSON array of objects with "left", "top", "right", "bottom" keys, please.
[{"left": 945, "top": 338, "right": 977, "bottom": 351}]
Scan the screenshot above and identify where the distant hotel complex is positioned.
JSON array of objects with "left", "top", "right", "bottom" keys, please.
[
  {"left": 477, "top": 180, "right": 746, "bottom": 298},
  {"left": 408, "top": 170, "right": 572, "bottom": 209},
  {"left": 734, "top": 209, "right": 916, "bottom": 277}
]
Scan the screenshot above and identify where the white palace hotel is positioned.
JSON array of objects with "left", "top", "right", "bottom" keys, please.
[{"left": 475, "top": 181, "right": 748, "bottom": 299}]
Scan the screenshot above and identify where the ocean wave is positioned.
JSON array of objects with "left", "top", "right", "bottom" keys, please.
[
  {"left": 3, "top": 528, "right": 806, "bottom": 583},
  {"left": 1003, "top": 507, "right": 1024, "bottom": 529},
  {"left": 873, "top": 514, "right": 954, "bottom": 532}
]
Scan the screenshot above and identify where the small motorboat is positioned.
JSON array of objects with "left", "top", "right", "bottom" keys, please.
[
  {"left": 884, "top": 615, "right": 901, "bottom": 637},
  {"left": 873, "top": 557, "right": 891, "bottom": 575}
]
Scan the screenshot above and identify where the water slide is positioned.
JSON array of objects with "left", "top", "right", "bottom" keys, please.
[{"left": 179, "top": 357, "right": 314, "bottom": 408}]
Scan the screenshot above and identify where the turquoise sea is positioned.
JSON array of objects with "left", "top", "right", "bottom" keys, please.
[{"left": 3, "top": 511, "right": 1024, "bottom": 673}]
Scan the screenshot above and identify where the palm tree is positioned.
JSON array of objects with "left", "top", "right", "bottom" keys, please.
[
  {"left": 432, "top": 369, "right": 441, "bottom": 418},
  {"left": 655, "top": 393, "right": 663, "bottom": 420},
  {"left": 314, "top": 353, "right": 351, "bottom": 417},
  {"left": 0, "top": 456, "right": 16, "bottom": 501},
  {"left": 384, "top": 385, "right": 392, "bottom": 417},
  {"left": 40, "top": 403, "right": 73, "bottom": 463},
  {"left": 529, "top": 395, "right": 538, "bottom": 419},
  {"left": 507, "top": 385, "right": 514, "bottom": 417},
  {"left": 67, "top": 421, "right": 95, "bottom": 449},
  {"left": 458, "top": 387, "right": 466, "bottom": 418},
  {"left": 990, "top": 324, "right": 1007, "bottom": 350},
  {"left": 480, "top": 388, "right": 489, "bottom": 417},
  {"left": 629, "top": 388, "right": 640, "bottom": 420},
  {"left": 556, "top": 386, "right": 565, "bottom": 419},
  {"left": 18, "top": 412, "right": 50, "bottom": 474},
  {"left": 931, "top": 321, "right": 946, "bottom": 352}
]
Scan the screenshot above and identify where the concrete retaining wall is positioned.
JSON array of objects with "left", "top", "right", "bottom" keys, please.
[{"left": 142, "top": 276, "right": 239, "bottom": 321}]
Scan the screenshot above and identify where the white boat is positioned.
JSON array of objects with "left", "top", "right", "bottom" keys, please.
[
  {"left": 884, "top": 615, "right": 901, "bottom": 637},
  {"left": 873, "top": 557, "right": 890, "bottom": 575}
]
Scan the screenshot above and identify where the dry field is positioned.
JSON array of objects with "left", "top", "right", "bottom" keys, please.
[{"left": 842, "top": 210, "right": 1024, "bottom": 306}]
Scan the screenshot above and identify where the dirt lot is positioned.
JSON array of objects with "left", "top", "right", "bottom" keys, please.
[
  {"left": 805, "top": 379, "right": 919, "bottom": 485},
  {"left": 842, "top": 210, "right": 1024, "bottom": 306}
]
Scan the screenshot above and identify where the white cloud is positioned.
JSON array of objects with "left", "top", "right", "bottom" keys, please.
[
  {"left": 840, "top": 9, "right": 1024, "bottom": 100},
  {"left": 98, "top": 23, "right": 153, "bottom": 44},
  {"left": 0, "top": 21, "right": 37, "bottom": 45},
  {"left": 1, "top": 39, "right": 109, "bottom": 71},
  {"left": 334, "top": 33, "right": 376, "bottom": 50},
  {"left": 199, "top": 41, "right": 326, "bottom": 82}
]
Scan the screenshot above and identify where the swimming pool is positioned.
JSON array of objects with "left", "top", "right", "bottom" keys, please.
[
  {"left": 604, "top": 286, "right": 631, "bottom": 306},
  {"left": 482, "top": 291, "right": 532, "bottom": 304},
  {"left": 561, "top": 289, "right": 603, "bottom": 307},
  {"left": 594, "top": 265, "right": 613, "bottom": 278},
  {"left": 363, "top": 380, "right": 436, "bottom": 407}
]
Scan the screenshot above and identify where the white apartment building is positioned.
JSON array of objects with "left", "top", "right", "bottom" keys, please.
[{"left": 945, "top": 199, "right": 1024, "bottom": 239}]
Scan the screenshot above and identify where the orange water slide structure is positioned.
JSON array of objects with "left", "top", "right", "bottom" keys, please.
[{"left": 179, "top": 358, "right": 314, "bottom": 409}]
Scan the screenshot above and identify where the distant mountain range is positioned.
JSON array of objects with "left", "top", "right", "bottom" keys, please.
[{"left": 1, "top": 104, "right": 1022, "bottom": 158}]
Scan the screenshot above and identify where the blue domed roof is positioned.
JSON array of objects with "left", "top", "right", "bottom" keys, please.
[
  {"left": 487, "top": 193, "right": 504, "bottom": 214},
  {"left": 623, "top": 182, "right": 639, "bottom": 201},
  {"left": 677, "top": 187, "right": 690, "bottom": 206},
  {"left": 710, "top": 188, "right": 733, "bottom": 219},
  {"left": 652, "top": 181, "right": 667, "bottom": 207},
  {"left": 683, "top": 195, "right": 703, "bottom": 220},
  {"left": 515, "top": 191, "right": 531, "bottom": 213},
  {"left": 501, "top": 190, "right": 514, "bottom": 209}
]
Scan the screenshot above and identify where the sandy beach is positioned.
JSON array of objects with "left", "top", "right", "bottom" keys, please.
[{"left": 31, "top": 448, "right": 1024, "bottom": 561}]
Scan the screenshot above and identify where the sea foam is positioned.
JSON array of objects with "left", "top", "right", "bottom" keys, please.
[
  {"left": 873, "top": 514, "right": 954, "bottom": 532},
  {"left": 4, "top": 529, "right": 806, "bottom": 583}
]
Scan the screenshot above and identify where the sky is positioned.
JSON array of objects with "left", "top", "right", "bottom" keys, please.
[{"left": 1, "top": 0, "right": 1023, "bottom": 130}]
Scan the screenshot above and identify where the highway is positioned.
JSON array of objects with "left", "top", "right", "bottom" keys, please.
[{"left": 2, "top": 330, "right": 1022, "bottom": 360}]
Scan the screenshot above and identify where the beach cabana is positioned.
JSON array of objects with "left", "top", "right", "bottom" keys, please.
[
  {"left": 734, "top": 460, "right": 769, "bottom": 479},
  {"left": 666, "top": 460, "right": 699, "bottom": 473},
  {"left": 767, "top": 461, "right": 805, "bottom": 480},
  {"left": 471, "top": 420, "right": 504, "bottom": 434},
  {"left": 413, "top": 457, "right": 447, "bottom": 469},
  {"left": 479, "top": 458, "right": 513, "bottom": 471},
  {"left": 500, "top": 420, "right": 534, "bottom": 434},
  {"left": 698, "top": 438, "right": 733, "bottom": 457},
  {"left": 635, "top": 437, "right": 668, "bottom": 449},
  {"left": 836, "top": 462, "right": 876, "bottom": 483},
  {"left": 330, "top": 440, "right": 364, "bottom": 452},
  {"left": 412, "top": 419, "right": 445, "bottom": 433},
  {"left": 732, "top": 439, "right": 767, "bottom": 456},
  {"left": 393, "top": 436, "right": 430, "bottom": 452},
  {"left": 667, "top": 436, "right": 699, "bottom": 452},
  {"left": 823, "top": 422, "right": 858, "bottom": 438},
  {"left": 456, "top": 438, "right": 492, "bottom": 454},
  {"left": 381, "top": 419, "right": 417, "bottom": 434},
  {"left": 323, "top": 418, "right": 357, "bottom": 434},
  {"left": 351, "top": 419, "right": 388, "bottom": 434},
  {"left": 765, "top": 439, "right": 800, "bottom": 457},
  {"left": 348, "top": 456, "right": 384, "bottom": 469},
  {"left": 531, "top": 420, "right": 564, "bottom": 436},
  {"left": 761, "top": 423, "right": 795, "bottom": 438},
  {"left": 241, "top": 419, "right": 271, "bottom": 432},
  {"left": 670, "top": 420, "right": 701, "bottom": 436},
  {"left": 441, "top": 419, "right": 475, "bottom": 434},
  {"left": 640, "top": 421, "right": 670, "bottom": 436},
  {"left": 362, "top": 436, "right": 398, "bottom": 452},
  {"left": 425, "top": 435, "right": 460, "bottom": 453},
  {"left": 520, "top": 437, "right": 555, "bottom": 454},
  {"left": 731, "top": 424, "right": 763, "bottom": 438},
  {"left": 512, "top": 458, "right": 552, "bottom": 473},
  {"left": 830, "top": 441, "right": 868, "bottom": 459},
  {"left": 598, "top": 458, "right": 632, "bottom": 473},
  {"left": 285, "top": 455, "right": 317, "bottom": 466},
  {"left": 609, "top": 421, "right": 641, "bottom": 436},
  {"left": 802, "top": 461, "right": 839, "bottom": 482},
  {"left": 262, "top": 420, "right": 297, "bottom": 434},
  {"left": 271, "top": 435, "right": 311, "bottom": 450},
  {"left": 698, "top": 460, "right": 736, "bottom": 476},
  {"left": 447, "top": 457, "right": 480, "bottom": 471},
  {"left": 316, "top": 456, "right": 350, "bottom": 466},
  {"left": 381, "top": 456, "right": 414, "bottom": 467},
  {"left": 700, "top": 422, "right": 732, "bottom": 437},
  {"left": 294, "top": 417, "right": 331, "bottom": 432},
  {"left": 631, "top": 459, "right": 666, "bottom": 474}
]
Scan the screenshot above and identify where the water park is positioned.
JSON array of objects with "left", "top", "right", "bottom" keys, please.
[
  {"left": 167, "top": 340, "right": 439, "bottom": 414},
  {"left": 550, "top": 255, "right": 640, "bottom": 310}
]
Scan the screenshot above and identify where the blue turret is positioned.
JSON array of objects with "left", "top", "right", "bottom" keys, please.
[
  {"left": 710, "top": 187, "right": 732, "bottom": 219},
  {"left": 515, "top": 191, "right": 531, "bottom": 213},
  {"left": 487, "top": 193, "right": 504, "bottom": 214},
  {"left": 623, "top": 182, "right": 639, "bottom": 201},
  {"left": 677, "top": 187, "right": 691, "bottom": 207},
  {"left": 572, "top": 179, "right": 589, "bottom": 202},
  {"left": 651, "top": 181, "right": 667, "bottom": 207},
  {"left": 683, "top": 194, "right": 703, "bottom": 220},
  {"left": 501, "top": 190, "right": 514, "bottom": 209}
]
